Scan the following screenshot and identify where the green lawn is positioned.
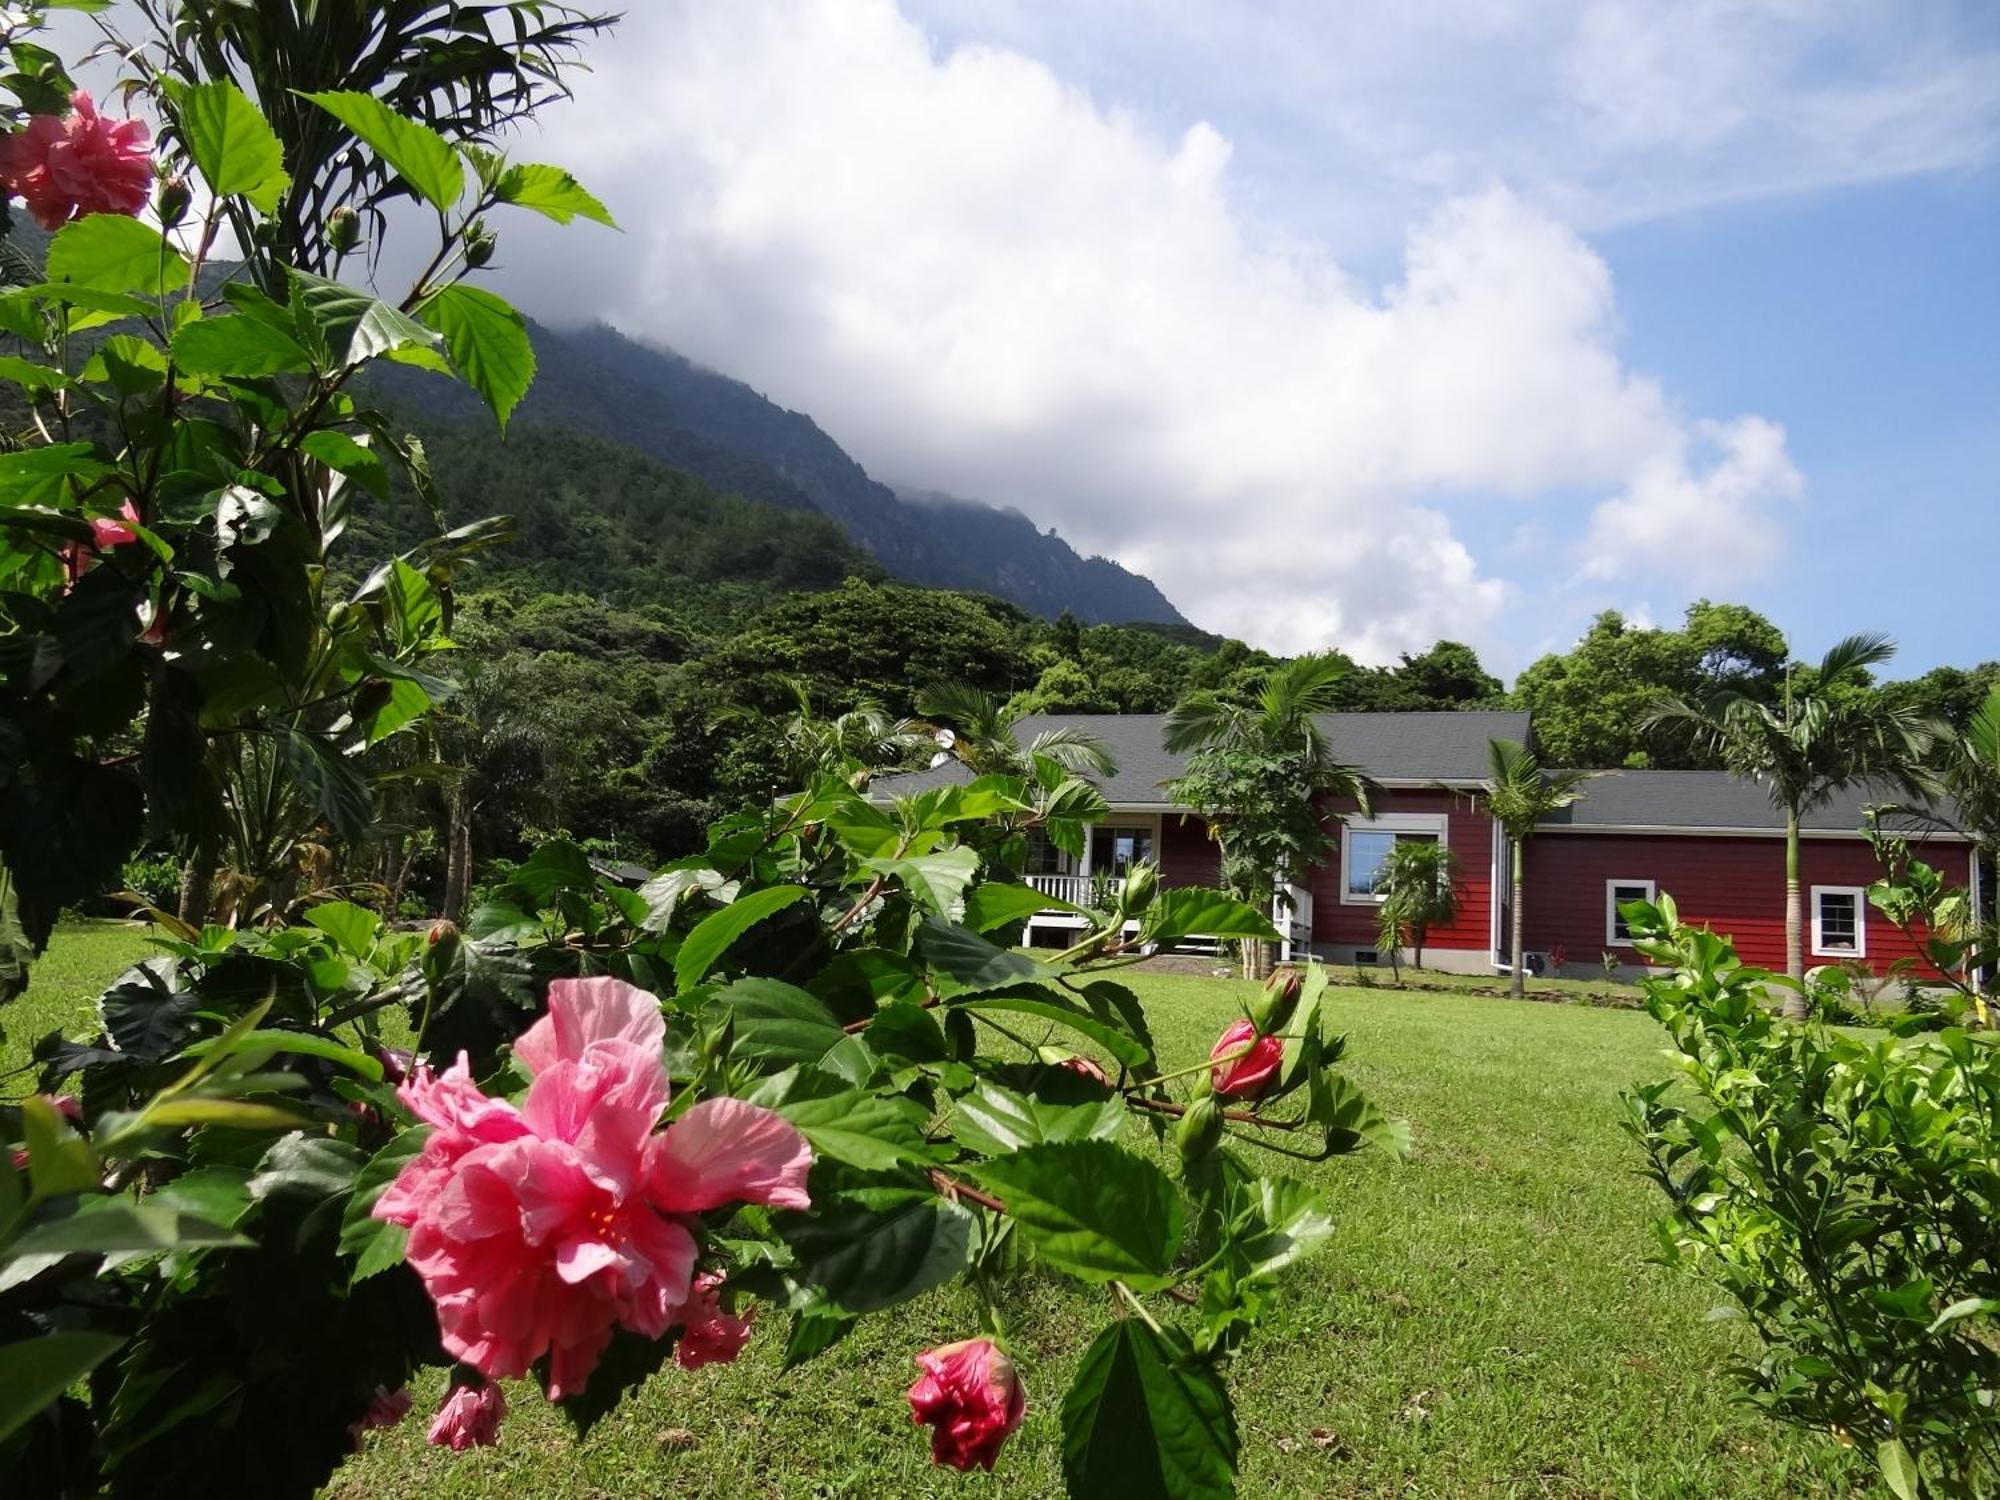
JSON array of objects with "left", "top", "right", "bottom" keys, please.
[
  {"left": 326, "top": 969, "right": 1863, "bottom": 1499},
  {"left": 1, "top": 919, "right": 157, "bottom": 1084}
]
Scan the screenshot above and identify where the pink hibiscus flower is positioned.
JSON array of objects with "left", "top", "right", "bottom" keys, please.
[
  {"left": 0, "top": 90, "right": 152, "bottom": 230},
  {"left": 907, "top": 1338, "right": 1028, "bottom": 1472},
  {"left": 375, "top": 976, "right": 811, "bottom": 1400},
  {"left": 673, "top": 1271, "right": 756, "bottom": 1370}
]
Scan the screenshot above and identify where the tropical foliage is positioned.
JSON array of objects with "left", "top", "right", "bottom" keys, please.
[
  {"left": 1470, "top": 738, "right": 1594, "bottom": 999},
  {"left": 1625, "top": 895, "right": 2000, "bottom": 1499},
  {"left": 1373, "top": 838, "right": 1460, "bottom": 972}
]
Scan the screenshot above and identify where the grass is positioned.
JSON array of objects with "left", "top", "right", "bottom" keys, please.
[
  {"left": 331, "top": 970, "right": 1864, "bottom": 1499},
  {"left": 1, "top": 919, "right": 157, "bottom": 1085}
]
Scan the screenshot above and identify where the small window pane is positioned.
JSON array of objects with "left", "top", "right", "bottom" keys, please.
[
  {"left": 1347, "top": 831, "right": 1397, "bottom": 896},
  {"left": 1090, "top": 826, "right": 1154, "bottom": 877},
  {"left": 1610, "top": 883, "right": 1650, "bottom": 941},
  {"left": 1818, "top": 892, "right": 1859, "bottom": 952}
]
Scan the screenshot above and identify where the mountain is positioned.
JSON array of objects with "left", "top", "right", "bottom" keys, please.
[{"left": 370, "top": 319, "right": 1187, "bottom": 627}]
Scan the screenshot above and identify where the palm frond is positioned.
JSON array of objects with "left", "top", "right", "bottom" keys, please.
[{"left": 1818, "top": 631, "right": 1897, "bottom": 686}]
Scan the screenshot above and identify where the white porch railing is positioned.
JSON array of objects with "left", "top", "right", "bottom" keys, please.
[{"left": 1025, "top": 872, "right": 1120, "bottom": 909}]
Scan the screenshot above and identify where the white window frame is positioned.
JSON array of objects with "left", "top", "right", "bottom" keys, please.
[
  {"left": 1339, "top": 813, "right": 1449, "bottom": 905},
  {"left": 1811, "top": 884, "right": 1868, "bottom": 959},
  {"left": 1604, "top": 879, "right": 1657, "bottom": 947}
]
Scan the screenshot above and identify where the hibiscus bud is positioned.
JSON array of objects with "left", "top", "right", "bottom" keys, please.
[
  {"left": 1116, "top": 860, "right": 1158, "bottom": 916},
  {"left": 1055, "top": 1054, "right": 1110, "bottom": 1087},
  {"left": 1175, "top": 1095, "right": 1223, "bottom": 1159},
  {"left": 908, "top": 1338, "right": 1027, "bottom": 1472},
  {"left": 327, "top": 205, "right": 361, "bottom": 256},
  {"left": 1208, "top": 1018, "right": 1283, "bottom": 1100},
  {"left": 1248, "top": 969, "right": 1300, "bottom": 1034},
  {"left": 464, "top": 217, "right": 496, "bottom": 269},
  {"left": 427, "top": 1379, "right": 505, "bottom": 1451},
  {"left": 374, "top": 1046, "right": 415, "bottom": 1086},
  {"left": 156, "top": 173, "right": 190, "bottom": 230},
  {"left": 353, "top": 677, "right": 393, "bottom": 723},
  {"left": 422, "top": 919, "right": 460, "bottom": 982},
  {"left": 427, "top": 918, "right": 458, "bottom": 947}
]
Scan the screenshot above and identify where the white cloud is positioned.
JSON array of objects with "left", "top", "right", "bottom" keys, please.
[{"left": 489, "top": 0, "right": 1809, "bottom": 663}]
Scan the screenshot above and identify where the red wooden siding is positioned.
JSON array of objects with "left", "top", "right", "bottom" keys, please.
[
  {"left": 1306, "top": 790, "right": 1495, "bottom": 953},
  {"left": 1158, "top": 812, "right": 1222, "bottom": 890},
  {"left": 1522, "top": 831, "right": 1972, "bottom": 977}
]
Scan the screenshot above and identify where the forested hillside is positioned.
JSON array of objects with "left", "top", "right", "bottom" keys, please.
[{"left": 367, "top": 317, "right": 1188, "bottom": 625}]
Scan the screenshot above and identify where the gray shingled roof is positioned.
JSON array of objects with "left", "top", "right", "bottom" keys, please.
[
  {"left": 873, "top": 710, "right": 1533, "bottom": 806},
  {"left": 1538, "top": 770, "right": 1968, "bottom": 838}
]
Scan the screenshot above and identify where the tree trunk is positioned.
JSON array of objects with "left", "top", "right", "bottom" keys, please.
[
  {"left": 1781, "top": 810, "right": 1808, "bottom": 1017},
  {"left": 1510, "top": 838, "right": 1526, "bottom": 1001},
  {"left": 176, "top": 839, "right": 216, "bottom": 927},
  {"left": 442, "top": 789, "right": 474, "bottom": 922}
]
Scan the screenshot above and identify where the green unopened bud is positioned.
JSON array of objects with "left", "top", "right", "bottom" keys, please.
[
  {"left": 1118, "top": 861, "right": 1158, "bottom": 917},
  {"left": 327, "top": 206, "right": 361, "bottom": 256},
  {"left": 421, "top": 919, "right": 460, "bottom": 981},
  {"left": 1175, "top": 1096, "right": 1223, "bottom": 1160},
  {"left": 156, "top": 174, "right": 191, "bottom": 231},
  {"left": 1248, "top": 969, "right": 1301, "bottom": 1033},
  {"left": 464, "top": 218, "right": 497, "bottom": 269}
]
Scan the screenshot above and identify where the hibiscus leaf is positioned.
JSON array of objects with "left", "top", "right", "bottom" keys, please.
[
  {"left": 175, "top": 80, "right": 288, "bottom": 212},
  {"left": 0, "top": 1331, "right": 124, "bottom": 1446},
  {"left": 970, "top": 1140, "right": 1182, "bottom": 1288},
  {"left": 708, "top": 977, "right": 843, "bottom": 1070},
  {"left": 675, "top": 885, "right": 809, "bottom": 992},
  {"left": 782, "top": 1191, "right": 975, "bottom": 1314},
  {"left": 337, "top": 1125, "right": 427, "bottom": 1285},
  {"left": 1060, "top": 1319, "right": 1239, "bottom": 1500},
  {"left": 547, "top": 1324, "right": 674, "bottom": 1440},
  {"left": 300, "top": 90, "right": 463, "bottom": 210},
  {"left": 417, "top": 283, "right": 534, "bottom": 431}
]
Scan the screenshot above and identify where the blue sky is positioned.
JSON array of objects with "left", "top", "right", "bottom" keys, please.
[{"left": 491, "top": 1, "right": 1998, "bottom": 679}]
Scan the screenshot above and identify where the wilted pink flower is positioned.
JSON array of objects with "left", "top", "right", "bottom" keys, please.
[
  {"left": 674, "top": 1271, "right": 755, "bottom": 1370},
  {"left": 360, "top": 1385, "right": 412, "bottom": 1431},
  {"left": 45, "top": 1094, "right": 82, "bottom": 1124},
  {"left": 59, "top": 501, "right": 141, "bottom": 589},
  {"left": 375, "top": 976, "right": 811, "bottom": 1400},
  {"left": 908, "top": 1338, "right": 1027, "bottom": 1472},
  {"left": 1056, "top": 1055, "right": 1110, "bottom": 1086},
  {"left": 0, "top": 90, "right": 151, "bottom": 230},
  {"left": 427, "top": 1380, "right": 506, "bottom": 1451},
  {"left": 1208, "top": 1018, "right": 1283, "bottom": 1100}
]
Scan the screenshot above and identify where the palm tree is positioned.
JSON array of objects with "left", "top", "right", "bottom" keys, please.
[
  {"left": 1375, "top": 838, "right": 1459, "bottom": 973},
  {"left": 1643, "top": 633, "right": 1939, "bottom": 1012},
  {"left": 1166, "top": 655, "right": 1373, "bottom": 977},
  {"left": 1478, "top": 739, "right": 1595, "bottom": 1000},
  {"left": 1939, "top": 684, "right": 2000, "bottom": 854},
  {"left": 912, "top": 683, "right": 1116, "bottom": 779},
  {"left": 747, "top": 679, "right": 926, "bottom": 789}
]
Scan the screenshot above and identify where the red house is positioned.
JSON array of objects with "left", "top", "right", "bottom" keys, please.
[{"left": 875, "top": 711, "right": 1979, "bottom": 980}]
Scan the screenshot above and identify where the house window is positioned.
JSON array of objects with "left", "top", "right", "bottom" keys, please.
[
  {"left": 1812, "top": 886, "right": 1867, "bottom": 958},
  {"left": 1090, "top": 825, "right": 1154, "bottom": 877},
  {"left": 1604, "top": 879, "right": 1657, "bottom": 946},
  {"left": 1022, "top": 827, "right": 1063, "bottom": 877},
  {"left": 1340, "top": 814, "right": 1447, "bottom": 903}
]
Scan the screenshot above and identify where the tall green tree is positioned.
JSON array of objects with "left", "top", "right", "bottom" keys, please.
[
  {"left": 913, "top": 681, "right": 1115, "bottom": 779},
  {"left": 1477, "top": 739, "right": 1594, "bottom": 999},
  {"left": 1936, "top": 683, "right": 2000, "bottom": 854},
  {"left": 1168, "top": 654, "right": 1373, "bottom": 977},
  {"left": 1375, "top": 838, "right": 1460, "bottom": 972},
  {"left": 1644, "top": 634, "right": 1939, "bottom": 1009}
]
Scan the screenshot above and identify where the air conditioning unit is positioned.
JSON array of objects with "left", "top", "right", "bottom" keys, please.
[
  {"left": 1353, "top": 948, "right": 1379, "bottom": 966},
  {"left": 1522, "top": 951, "right": 1549, "bottom": 977}
]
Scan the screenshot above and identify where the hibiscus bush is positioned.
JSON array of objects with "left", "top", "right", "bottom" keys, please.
[
  {"left": 1624, "top": 895, "right": 2000, "bottom": 1500},
  {"left": 0, "top": 7, "right": 1406, "bottom": 1497}
]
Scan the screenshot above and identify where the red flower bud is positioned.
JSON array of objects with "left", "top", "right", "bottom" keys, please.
[{"left": 1208, "top": 1018, "right": 1283, "bottom": 1100}]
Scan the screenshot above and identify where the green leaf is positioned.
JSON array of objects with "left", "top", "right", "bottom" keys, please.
[
  {"left": 1879, "top": 1438, "right": 1920, "bottom": 1500},
  {"left": 0, "top": 355, "right": 71, "bottom": 393},
  {"left": 0, "top": 442, "right": 113, "bottom": 505},
  {"left": 0, "top": 1331, "right": 124, "bottom": 1444},
  {"left": 768, "top": 1084, "right": 935, "bottom": 1171},
  {"left": 1927, "top": 1297, "right": 2000, "bottom": 1334},
  {"left": 287, "top": 269, "right": 441, "bottom": 369},
  {"left": 177, "top": 80, "right": 288, "bottom": 211},
  {"left": 246, "top": 1134, "right": 365, "bottom": 1204},
  {"left": 1230, "top": 1172, "right": 1335, "bottom": 1278},
  {"left": 971, "top": 1140, "right": 1183, "bottom": 1288},
  {"left": 781, "top": 1191, "right": 974, "bottom": 1314},
  {"left": 1061, "top": 1319, "right": 1239, "bottom": 1500},
  {"left": 1308, "top": 1068, "right": 1412, "bottom": 1160},
  {"left": 19, "top": 1095, "right": 97, "bottom": 1200},
  {"left": 865, "top": 1001, "right": 949, "bottom": 1066},
  {"left": 138, "top": 1099, "right": 309, "bottom": 1131},
  {"left": 301, "top": 899, "right": 380, "bottom": 960},
  {"left": 675, "top": 885, "right": 809, "bottom": 991},
  {"left": 274, "top": 727, "right": 372, "bottom": 841},
  {"left": 299, "top": 430, "right": 388, "bottom": 498},
  {"left": 950, "top": 1078, "right": 1125, "bottom": 1156},
  {"left": 495, "top": 161, "right": 617, "bottom": 226},
  {"left": 182, "top": 1028, "right": 383, "bottom": 1082},
  {"left": 1142, "top": 888, "right": 1277, "bottom": 948},
  {"left": 2, "top": 1203, "right": 249, "bottom": 1264},
  {"left": 710, "top": 977, "right": 845, "bottom": 1069},
  {"left": 418, "top": 282, "right": 535, "bottom": 430},
  {"left": 46, "top": 214, "right": 187, "bottom": 295},
  {"left": 863, "top": 847, "right": 980, "bottom": 915},
  {"left": 964, "top": 881, "right": 1077, "bottom": 930},
  {"left": 960, "top": 991, "right": 1151, "bottom": 1069},
  {"left": 170, "top": 312, "right": 313, "bottom": 376},
  {"left": 300, "top": 90, "right": 463, "bottom": 210},
  {"left": 916, "top": 918, "right": 1050, "bottom": 994},
  {"left": 338, "top": 1126, "right": 426, "bottom": 1283}
]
